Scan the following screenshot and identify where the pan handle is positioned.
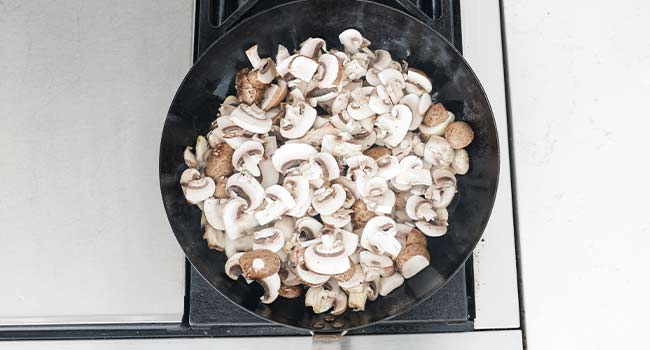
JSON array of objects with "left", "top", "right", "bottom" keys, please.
[{"left": 312, "top": 332, "right": 345, "bottom": 350}]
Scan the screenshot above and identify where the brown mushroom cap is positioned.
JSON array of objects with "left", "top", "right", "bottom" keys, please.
[
  {"left": 406, "top": 228, "right": 428, "bottom": 247},
  {"left": 235, "top": 68, "right": 265, "bottom": 104},
  {"left": 205, "top": 143, "right": 234, "bottom": 180},
  {"left": 351, "top": 200, "right": 376, "bottom": 229},
  {"left": 239, "top": 249, "right": 281, "bottom": 280},
  {"left": 444, "top": 121, "right": 474, "bottom": 149},
  {"left": 423, "top": 103, "right": 448, "bottom": 127},
  {"left": 279, "top": 284, "right": 303, "bottom": 299},
  {"left": 363, "top": 146, "right": 392, "bottom": 160}
]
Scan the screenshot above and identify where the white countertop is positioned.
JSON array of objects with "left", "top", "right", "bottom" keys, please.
[
  {"left": 0, "top": 0, "right": 193, "bottom": 324},
  {"left": 503, "top": 0, "right": 650, "bottom": 348}
]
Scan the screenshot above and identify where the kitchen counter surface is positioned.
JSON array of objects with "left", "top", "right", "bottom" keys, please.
[{"left": 503, "top": 0, "right": 650, "bottom": 349}]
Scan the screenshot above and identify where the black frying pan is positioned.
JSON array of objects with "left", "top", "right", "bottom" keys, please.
[{"left": 159, "top": 0, "right": 499, "bottom": 334}]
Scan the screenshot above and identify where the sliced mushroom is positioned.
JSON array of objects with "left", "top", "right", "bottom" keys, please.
[
  {"left": 279, "top": 284, "right": 303, "bottom": 299},
  {"left": 415, "top": 220, "right": 448, "bottom": 237},
  {"left": 351, "top": 199, "right": 376, "bottom": 229},
  {"left": 245, "top": 44, "right": 262, "bottom": 69},
  {"left": 423, "top": 136, "right": 455, "bottom": 168},
  {"left": 231, "top": 140, "right": 264, "bottom": 177},
  {"left": 405, "top": 195, "right": 437, "bottom": 222},
  {"left": 260, "top": 80, "right": 288, "bottom": 111},
  {"left": 432, "top": 168, "right": 457, "bottom": 188},
  {"left": 276, "top": 44, "right": 290, "bottom": 64},
  {"left": 203, "top": 198, "right": 227, "bottom": 230},
  {"left": 375, "top": 105, "right": 412, "bottom": 147},
  {"left": 252, "top": 228, "right": 285, "bottom": 252},
  {"left": 339, "top": 28, "right": 365, "bottom": 54},
  {"left": 379, "top": 272, "right": 404, "bottom": 296},
  {"left": 321, "top": 208, "right": 353, "bottom": 228},
  {"left": 406, "top": 227, "right": 428, "bottom": 247},
  {"left": 400, "top": 94, "right": 424, "bottom": 131},
  {"left": 347, "top": 87, "right": 375, "bottom": 120},
  {"left": 257, "top": 58, "right": 277, "bottom": 84},
  {"left": 364, "top": 188, "right": 396, "bottom": 215},
  {"left": 226, "top": 172, "right": 265, "bottom": 210},
  {"left": 331, "top": 288, "right": 348, "bottom": 315},
  {"left": 184, "top": 177, "right": 216, "bottom": 204},
  {"left": 396, "top": 244, "right": 430, "bottom": 278},
  {"left": 222, "top": 197, "right": 258, "bottom": 240},
  {"left": 288, "top": 122, "right": 338, "bottom": 147},
  {"left": 271, "top": 143, "right": 318, "bottom": 173},
  {"left": 369, "top": 90, "right": 393, "bottom": 114},
  {"left": 321, "top": 133, "right": 363, "bottom": 158},
  {"left": 203, "top": 225, "right": 226, "bottom": 251},
  {"left": 288, "top": 55, "right": 319, "bottom": 82},
  {"left": 360, "top": 216, "right": 402, "bottom": 259},
  {"left": 316, "top": 53, "right": 342, "bottom": 88},
  {"left": 348, "top": 288, "right": 368, "bottom": 311},
  {"left": 225, "top": 252, "right": 246, "bottom": 280},
  {"left": 406, "top": 68, "right": 432, "bottom": 93},
  {"left": 445, "top": 121, "right": 475, "bottom": 149},
  {"left": 180, "top": 168, "right": 201, "bottom": 189},
  {"left": 346, "top": 154, "right": 378, "bottom": 180},
  {"left": 295, "top": 262, "right": 330, "bottom": 286},
  {"left": 280, "top": 101, "right": 317, "bottom": 139},
  {"left": 305, "top": 283, "right": 338, "bottom": 313},
  {"left": 204, "top": 142, "right": 235, "bottom": 182},
  {"left": 420, "top": 103, "right": 454, "bottom": 136},
  {"left": 359, "top": 250, "right": 395, "bottom": 277},
  {"left": 304, "top": 233, "right": 350, "bottom": 275},
  {"left": 451, "top": 149, "right": 470, "bottom": 175},
  {"left": 213, "top": 116, "right": 254, "bottom": 149},
  {"left": 424, "top": 185, "right": 456, "bottom": 209},
  {"left": 356, "top": 175, "right": 388, "bottom": 198},
  {"left": 299, "top": 37, "right": 326, "bottom": 58},
  {"left": 338, "top": 264, "right": 365, "bottom": 291},
  {"left": 283, "top": 175, "right": 312, "bottom": 217},
  {"left": 312, "top": 183, "right": 346, "bottom": 215},
  {"left": 395, "top": 155, "right": 433, "bottom": 187},
  {"left": 254, "top": 185, "right": 297, "bottom": 225},
  {"left": 372, "top": 49, "right": 392, "bottom": 70},
  {"left": 230, "top": 104, "right": 272, "bottom": 134},
  {"left": 377, "top": 68, "right": 406, "bottom": 103}
]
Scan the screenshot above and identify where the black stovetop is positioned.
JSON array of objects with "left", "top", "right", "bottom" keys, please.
[{"left": 188, "top": 0, "right": 474, "bottom": 336}]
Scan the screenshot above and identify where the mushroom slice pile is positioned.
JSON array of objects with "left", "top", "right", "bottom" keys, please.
[{"left": 178, "top": 29, "right": 476, "bottom": 314}]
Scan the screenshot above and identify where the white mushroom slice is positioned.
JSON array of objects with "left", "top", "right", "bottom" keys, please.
[
  {"left": 345, "top": 154, "right": 378, "bottom": 179},
  {"left": 295, "top": 217, "right": 323, "bottom": 244},
  {"left": 230, "top": 104, "right": 272, "bottom": 134},
  {"left": 343, "top": 58, "right": 368, "bottom": 80},
  {"left": 369, "top": 91, "right": 393, "bottom": 114},
  {"left": 256, "top": 58, "right": 277, "bottom": 84},
  {"left": 365, "top": 67, "right": 382, "bottom": 86},
  {"left": 425, "top": 185, "right": 456, "bottom": 209},
  {"left": 376, "top": 155, "right": 400, "bottom": 180},
  {"left": 423, "top": 136, "right": 455, "bottom": 168},
  {"left": 312, "top": 184, "right": 346, "bottom": 215},
  {"left": 225, "top": 252, "right": 245, "bottom": 280},
  {"left": 296, "top": 262, "right": 330, "bottom": 286},
  {"left": 347, "top": 87, "right": 375, "bottom": 120},
  {"left": 214, "top": 116, "right": 253, "bottom": 149},
  {"left": 203, "top": 198, "right": 227, "bottom": 230},
  {"left": 259, "top": 159, "right": 279, "bottom": 189},
  {"left": 350, "top": 129, "right": 377, "bottom": 151},
  {"left": 330, "top": 111, "right": 362, "bottom": 133},
  {"left": 405, "top": 195, "right": 437, "bottom": 221},
  {"left": 338, "top": 264, "right": 365, "bottom": 291},
  {"left": 183, "top": 146, "right": 199, "bottom": 168},
  {"left": 397, "top": 244, "right": 430, "bottom": 278},
  {"left": 395, "top": 156, "right": 433, "bottom": 186},
  {"left": 331, "top": 90, "right": 351, "bottom": 114},
  {"left": 359, "top": 250, "right": 394, "bottom": 277},
  {"left": 334, "top": 229, "right": 359, "bottom": 256},
  {"left": 360, "top": 216, "right": 402, "bottom": 258},
  {"left": 415, "top": 221, "right": 448, "bottom": 237},
  {"left": 339, "top": 28, "right": 365, "bottom": 54},
  {"left": 271, "top": 143, "right": 318, "bottom": 173},
  {"left": 379, "top": 273, "right": 405, "bottom": 296},
  {"left": 316, "top": 53, "right": 342, "bottom": 88},
  {"left": 364, "top": 189, "right": 396, "bottom": 214},
  {"left": 194, "top": 135, "right": 209, "bottom": 166},
  {"left": 226, "top": 172, "right": 265, "bottom": 210},
  {"left": 400, "top": 94, "right": 424, "bottom": 130},
  {"left": 304, "top": 233, "right": 350, "bottom": 275},
  {"left": 180, "top": 168, "right": 201, "bottom": 188},
  {"left": 203, "top": 225, "right": 225, "bottom": 251},
  {"left": 348, "top": 289, "right": 368, "bottom": 311},
  {"left": 356, "top": 175, "right": 388, "bottom": 197},
  {"left": 231, "top": 140, "right": 264, "bottom": 177},
  {"left": 299, "top": 37, "right": 326, "bottom": 58},
  {"left": 254, "top": 185, "right": 297, "bottom": 225},
  {"left": 378, "top": 68, "right": 405, "bottom": 88},
  {"left": 451, "top": 149, "right": 470, "bottom": 175},
  {"left": 219, "top": 95, "right": 238, "bottom": 117},
  {"left": 288, "top": 55, "right": 319, "bottom": 82},
  {"left": 222, "top": 197, "right": 258, "bottom": 240},
  {"left": 276, "top": 53, "right": 296, "bottom": 78},
  {"left": 321, "top": 133, "right": 363, "bottom": 158},
  {"left": 252, "top": 228, "right": 286, "bottom": 252},
  {"left": 372, "top": 49, "right": 392, "bottom": 70},
  {"left": 245, "top": 44, "right": 262, "bottom": 69},
  {"left": 331, "top": 289, "right": 348, "bottom": 316},
  {"left": 321, "top": 209, "right": 353, "bottom": 228},
  {"left": 309, "top": 152, "right": 340, "bottom": 181},
  {"left": 419, "top": 93, "right": 432, "bottom": 115},
  {"left": 280, "top": 101, "right": 317, "bottom": 139},
  {"left": 283, "top": 175, "right": 312, "bottom": 217},
  {"left": 257, "top": 273, "right": 281, "bottom": 304},
  {"left": 432, "top": 168, "right": 457, "bottom": 188},
  {"left": 305, "top": 284, "right": 337, "bottom": 313},
  {"left": 260, "top": 80, "right": 288, "bottom": 111},
  {"left": 184, "top": 177, "right": 216, "bottom": 204},
  {"left": 375, "top": 105, "right": 412, "bottom": 148},
  {"left": 420, "top": 110, "right": 455, "bottom": 137},
  {"left": 406, "top": 69, "right": 432, "bottom": 93},
  {"left": 276, "top": 44, "right": 290, "bottom": 63}
]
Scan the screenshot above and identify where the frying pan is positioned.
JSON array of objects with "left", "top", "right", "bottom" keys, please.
[{"left": 159, "top": 0, "right": 499, "bottom": 338}]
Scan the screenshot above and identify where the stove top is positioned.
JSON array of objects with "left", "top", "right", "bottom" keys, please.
[{"left": 188, "top": 0, "right": 474, "bottom": 336}]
